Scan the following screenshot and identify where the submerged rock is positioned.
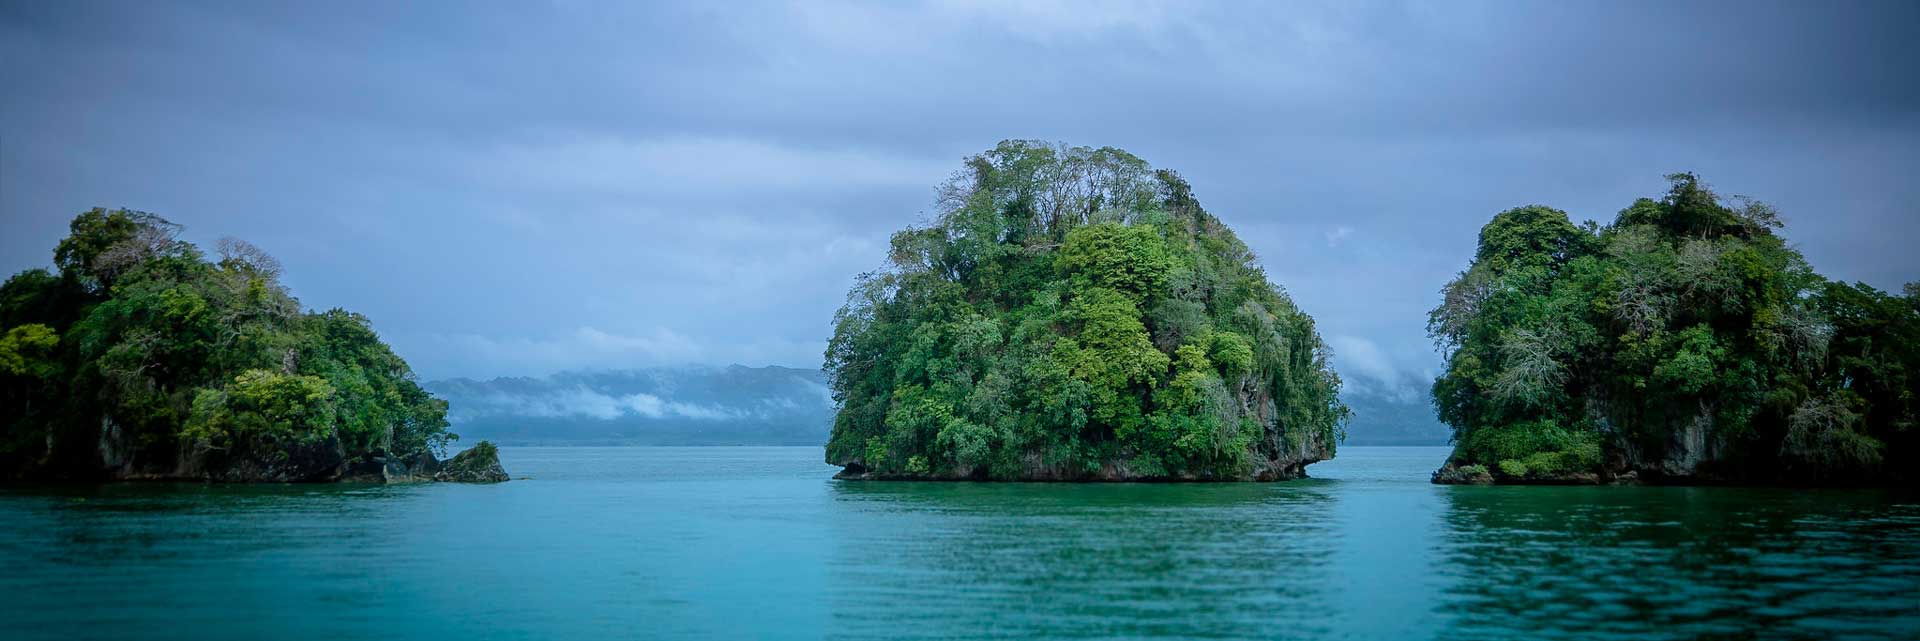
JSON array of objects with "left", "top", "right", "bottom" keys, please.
[{"left": 435, "top": 441, "right": 509, "bottom": 483}]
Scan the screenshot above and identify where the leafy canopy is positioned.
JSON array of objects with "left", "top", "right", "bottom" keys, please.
[
  {"left": 826, "top": 141, "right": 1346, "bottom": 480},
  {"left": 2, "top": 208, "right": 453, "bottom": 476},
  {"left": 1431, "top": 174, "right": 1917, "bottom": 482}
]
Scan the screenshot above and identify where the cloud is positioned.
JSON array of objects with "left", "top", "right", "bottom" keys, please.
[
  {"left": 393, "top": 327, "right": 826, "bottom": 381},
  {"left": 1324, "top": 225, "right": 1355, "bottom": 247},
  {"left": 1328, "top": 334, "right": 1428, "bottom": 402},
  {"left": 1329, "top": 335, "right": 1397, "bottom": 385},
  {"left": 428, "top": 366, "right": 836, "bottom": 424},
  {"left": 4, "top": 1, "right": 1916, "bottom": 383},
  {"left": 444, "top": 385, "right": 746, "bottom": 422},
  {"left": 467, "top": 136, "right": 953, "bottom": 198}
]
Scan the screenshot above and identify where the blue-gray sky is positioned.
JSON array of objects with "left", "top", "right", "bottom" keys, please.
[{"left": 3, "top": 0, "right": 1917, "bottom": 396}]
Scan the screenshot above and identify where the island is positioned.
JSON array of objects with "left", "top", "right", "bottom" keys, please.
[
  {"left": 0, "top": 208, "right": 506, "bottom": 483},
  {"left": 825, "top": 141, "right": 1348, "bottom": 481},
  {"left": 1429, "top": 174, "right": 1916, "bottom": 485}
]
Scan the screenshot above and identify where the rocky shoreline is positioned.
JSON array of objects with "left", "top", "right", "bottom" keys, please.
[
  {"left": 340, "top": 442, "right": 510, "bottom": 484},
  {"left": 12, "top": 422, "right": 510, "bottom": 484},
  {"left": 1430, "top": 462, "right": 1607, "bottom": 485},
  {"left": 834, "top": 430, "right": 1329, "bottom": 482},
  {"left": 1428, "top": 459, "right": 1903, "bottom": 487}
]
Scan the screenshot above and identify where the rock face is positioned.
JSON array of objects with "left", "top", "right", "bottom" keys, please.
[
  {"left": 1430, "top": 460, "right": 1607, "bottom": 485},
  {"left": 340, "top": 451, "right": 446, "bottom": 483},
  {"left": 1430, "top": 463, "right": 1494, "bottom": 485},
  {"left": 63, "top": 416, "right": 507, "bottom": 484},
  {"left": 341, "top": 442, "right": 506, "bottom": 484},
  {"left": 201, "top": 436, "right": 353, "bottom": 483},
  {"left": 1427, "top": 399, "right": 1795, "bottom": 486},
  {"left": 433, "top": 441, "right": 509, "bottom": 483}
]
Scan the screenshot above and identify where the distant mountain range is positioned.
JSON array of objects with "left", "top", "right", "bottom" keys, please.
[
  {"left": 426, "top": 365, "right": 834, "bottom": 445},
  {"left": 427, "top": 365, "right": 1449, "bottom": 447}
]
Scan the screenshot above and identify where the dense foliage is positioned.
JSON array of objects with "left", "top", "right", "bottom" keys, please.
[
  {"left": 825, "top": 141, "right": 1347, "bottom": 480},
  {"left": 0, "top": 208, "right": 454, "bottom": 479},
  {"left": 1431, "top": 174, "right": 1916, "bottom": 483}
]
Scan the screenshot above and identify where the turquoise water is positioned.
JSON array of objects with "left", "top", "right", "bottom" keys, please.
[{"left": 2, "top": 446, "right": 1916, "bottom": 640}]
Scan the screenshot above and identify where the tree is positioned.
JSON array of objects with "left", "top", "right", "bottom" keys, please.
[
  {"left": 825, "top": 141, "right": 1346, "bottom": 480},
  {"left": 1431, "top": 175, "right": 1911, "bottom": 484},
  {"left": 2, "top": 209, "right": 455, "bottom": 479}
]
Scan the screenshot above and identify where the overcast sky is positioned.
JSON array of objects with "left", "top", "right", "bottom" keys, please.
[{"left": 3, "top": 1, "right": 1916, "bottom": 395}]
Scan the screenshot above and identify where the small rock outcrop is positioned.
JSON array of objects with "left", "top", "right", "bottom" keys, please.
[
  {"left": 338, "top": 444, "right": 503, "bottom": 484},
  {"left": 1430, "top": 463, "right": 1494, "bottom": 485},
  {"left": 434, "top": 441, "right": 509, "bottom": 483}
]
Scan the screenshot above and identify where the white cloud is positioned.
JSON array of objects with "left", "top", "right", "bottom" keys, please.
[
  {"left": 1324, "top": 225, "right": 1355, "bottom": 247},
  {"left": 1328, "top": 334, "right": 1433, "bottom": 403},
  {"left": 445, "top": 386, "right": 748, "bottom": 422},
  {"left": 1329, "top": 334, "right": 1397, "bottom": 385}
]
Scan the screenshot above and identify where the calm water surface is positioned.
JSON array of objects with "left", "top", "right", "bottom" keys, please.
[{"left": 2, "top": 446, "right": 1916, "bottom": 640}]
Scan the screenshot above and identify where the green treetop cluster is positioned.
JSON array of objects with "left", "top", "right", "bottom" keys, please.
[
  {"left": 1, "top": 208, "right": 455, "bottom": 479},
  {"left": 1431, "top": 174, "right": 1917, "bottom": 483},
  {"left": 825, "top": 141, "right": 1347, "bottom": 480}
]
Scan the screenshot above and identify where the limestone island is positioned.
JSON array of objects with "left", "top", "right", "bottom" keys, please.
[
  {"left": 825, "top": 141, "right": 1348, "bottom": 481},
  {"left": 1428, "top": 174, "right": 1915, "bottom": 486},
  {"left": 1, "top": 208, "right": 506, "bottom": 483}
]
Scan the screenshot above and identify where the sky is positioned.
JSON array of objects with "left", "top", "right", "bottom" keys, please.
[{"left": 3, "top": 0, "right": 1917, "bottom": 397}]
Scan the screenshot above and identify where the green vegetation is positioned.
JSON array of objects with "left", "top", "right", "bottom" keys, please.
[
  {"left": 825, "top": 141, "right": 1347, "bottom": 480},
  {"left": 1431, "top": 174, "right": 1917, "bottom": 483},
  {"left": 1, "top": 208, "right": 454, "bottom": 480}
]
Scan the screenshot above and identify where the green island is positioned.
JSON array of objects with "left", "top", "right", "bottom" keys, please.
[
  {"left": 1430, "top": 174, "right": 1917, "bottom": 485},
  {"left": 0, "top": 209, "right": 505, "bottom": 483},
  {"left": 825, "top": 141, "right": 1348, "bottom": 481}
]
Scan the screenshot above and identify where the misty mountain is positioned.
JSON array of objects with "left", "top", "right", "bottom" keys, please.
[
  {"left": 428, "top": 365, "right": 1448, "bottom": 447},
  {"left": 1340, "top": 392, "right": 1451, "bottom": 446},
  {"left": 426, "top": 365, "right": 833, "bottom": 445}
]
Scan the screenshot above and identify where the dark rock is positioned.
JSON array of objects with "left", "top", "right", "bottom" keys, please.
[
  {"left": 1431, "top": 463, "right": 1494, "bottom": 485},
  {"left": 435, "top": 441, "right": 509, "bottom": 483},
  {"left": 201, "top": 435, "right": 349, "bottom": 483},
  {"left": 341, "top": 453, "right": 436, "bottom": 483},
  {"left": 1431, "top": 461, "right": 1618, "bottom": 485},
  {"left": 405, "top": 451, "right": 444, "bottom": 478}
]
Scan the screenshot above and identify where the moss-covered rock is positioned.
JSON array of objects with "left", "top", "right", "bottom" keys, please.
[{"left": 435, "top": 441, "right": 508, "bottom": 483}]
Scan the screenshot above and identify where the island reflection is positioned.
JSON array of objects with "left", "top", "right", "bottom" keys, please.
[
  {"left": 826, "top": 481, "right": 1340, "bottom": 640},
  {"left": 1431, "top": 485, "right": 1920, "bottom": 640}
]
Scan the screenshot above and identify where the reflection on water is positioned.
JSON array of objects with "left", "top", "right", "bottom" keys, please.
[
  {"left": 1, "top": 447, "right": 1917, "bottom": 641},
  {"left": 0, "top": 482, "right": 447, "bottom": 640},
  {"left": 3, "top": 483, "right": 414, "bottom": 565},
  {"left": 1435, "top": 486, "right": 1920, "bottom": 640},
  {"left": 827, "top": 481, "right": 1339, "bottom": 640}
]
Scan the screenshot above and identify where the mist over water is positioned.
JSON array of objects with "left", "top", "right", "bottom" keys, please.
[{"left": 2, "top": 447, "right": 1915, "bottom": 640}]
